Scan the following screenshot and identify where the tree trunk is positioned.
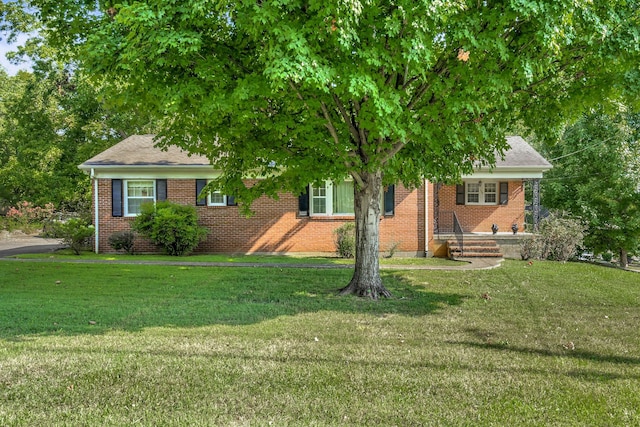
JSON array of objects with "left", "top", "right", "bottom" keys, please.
[
  {"left": 620, "top": 248, "right": 628, "bottom": 268},
  {"left": 339, "top": 170, "right": 392, "bottom": 299}
]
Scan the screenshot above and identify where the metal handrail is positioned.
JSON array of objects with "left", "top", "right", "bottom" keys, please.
[{"left": 453, "top": 211, "right": 464, "bottom": 257}]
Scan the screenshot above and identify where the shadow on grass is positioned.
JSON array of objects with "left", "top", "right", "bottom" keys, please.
[
  {"left": 0, "top": 263, "right": 465, "bottom": 340},
  {"left": 450, "top": 340, "right": 640, "bottom": 366}
]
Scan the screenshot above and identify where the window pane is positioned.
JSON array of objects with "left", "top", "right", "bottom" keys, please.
[
  {"left": 312, "top": 183, "right": 327, "bottom": 214},
  {"left": 128, "top": 181, "right": 154, "bottom": 197},
  {"left": 333, "top": 181, "right": 354, "bottom": 214},
  {"left": 313, "top": 197, "right": 326, "bottom": 214},
  {"left": 127, "top": 181, "right": 155, "bottom": 215},
  {"left": 127, "top": 198, "right": 144, "bottom": 215},
  {"left": 484, "top": 183, "right": 497, "bottom": 204},
  {"left": 467, "top": 183, "right": 479, "bottom": 203},
  {"left": 210, "top": 191, "right": 225, "bottom": 205}
]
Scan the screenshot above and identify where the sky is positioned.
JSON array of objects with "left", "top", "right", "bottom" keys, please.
[
  {"left": 1, "top": 0, "right": 34, "bottom": 75},
  {"left": 0, "top": 34, "right": 31, "bottom": 76},
  {"left": 0, "top": 32, "right": 32, "bottom": 75}
]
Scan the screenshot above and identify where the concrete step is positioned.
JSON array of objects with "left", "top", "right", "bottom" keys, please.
[
  {"left": 449, "top": 245, "right": 501, "bottom": 253},
  {"left": 447, "top": 239, "right": 503, "bottom": 258},
  {"left": 449, "top": 250, "right": 504, "bottom": 258},
  {"left": 447, "top": 240, "right": 499, "bottom": 247}
]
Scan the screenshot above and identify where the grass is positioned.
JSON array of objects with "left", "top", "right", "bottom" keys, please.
[
  {"left": 14, "top": 249, "right": 464, "bottom": 266},
  {"left": 1, "top": 259, "right": 639, "bottom": 425}
]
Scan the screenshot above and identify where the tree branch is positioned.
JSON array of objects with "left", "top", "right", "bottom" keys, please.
[{"left": 332, "top": 93, "right": 361, "bottom": 144}]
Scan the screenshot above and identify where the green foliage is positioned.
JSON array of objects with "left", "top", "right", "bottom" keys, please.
[
  {"left": 0, "top": 57, "right": 158, "bottom": 210},
  {"left": 541, "top": 109, "right": 640, "bottom": 258},
  {"left": 107, "top": 230, "right": 135, "bottom": 255},
  {"left": 48, "top": 217, "right": 94, "bottom": 255},
  {"left": 19, "top": 0, "right": 639, "bottom": 203},
  {"left": 1, "top": 201, "right": 56, "bottom": 233},
  {"left": 333, "top": 222, "right": 355, "bottom": 258},
  {"left": 13, "top": 0, "right": 640, "bottom": 290},
  {"left": 131, "top": 201, "right": 207, "bottom": 256},
  {"left": 520, "top": 212, "right": 585, "bottom": 261}
]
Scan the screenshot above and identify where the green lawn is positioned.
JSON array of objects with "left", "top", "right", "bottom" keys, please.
[
  {"left": 1, "top": 259, "right": 639, "bottom": 425},
  {"left": 14, "top": 249, "right": 463, "bottom": 266}
]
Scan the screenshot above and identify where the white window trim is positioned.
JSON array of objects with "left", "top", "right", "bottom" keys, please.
[
  {"left": 310, "top": 181, "right": 332, "bottom": 216},
  {"left": 310, "top": 180, "right": 355, "bottom": 217},
  {"left": 466, "top": 181, "right": 498, "bottom": 206},
  {"left": 124, "top": 179, "right": 156, "bottom": 216},
  {"left": 207, "top": 191, "right": 227, "bottom": 207}
]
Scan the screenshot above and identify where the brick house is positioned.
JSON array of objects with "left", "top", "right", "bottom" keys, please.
[{"left": 79, "top": 134, "right": 551, "bottom": 257}]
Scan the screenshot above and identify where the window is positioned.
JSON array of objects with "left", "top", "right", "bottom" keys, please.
[
  {"left": 310, "top": 181, "right": 354, "bottom": 216},
  {"left": 195, "top": 179, "right": 237, "bottom": 207},
  {"left": 466, "top": 182, "right": 498, "bottom": 205},
  {"left": 124, "top": 180, "right": 155, "bottom": 216},
  {"left": 208, "top": 191, "right": 227, "bottom": 206},
  {"left": 303, "top": 181, "right": 395, "bottom": 217},
  {"left": 311, "top": 183, "right": 328, "bottom": 214}
]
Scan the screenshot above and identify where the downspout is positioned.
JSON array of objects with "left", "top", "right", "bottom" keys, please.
[
  {"left": 424, "top": 179, "right": 430, "bottom": 257},
  {"left": 91, "top": 168, "right": 99, "bottom": 253}
]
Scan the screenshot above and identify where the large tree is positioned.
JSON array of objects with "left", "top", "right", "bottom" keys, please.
[
  {"left": 20, "top": 0, "right": 640, "bottom": 297},
  {"left": 542, "top": 110, "right": 640, "bottom": 267},
  {"left": 0, "top": 65, "right": 158, "bottom": 210}
]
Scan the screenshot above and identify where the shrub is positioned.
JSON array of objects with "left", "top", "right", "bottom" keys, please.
[
  {"left": 334, "top": 222, "right": 356, "bottom": 258},
  {"left": 2, "top": 201, "right": 56, "bottom": 233},
  {"left": 49, "top": 218, "right": 94, "bottom": 255},
  {"left": 108, "top": 230, "right": 136, "bottom": 255},
  {"left": 520, "top": 212, "right": 585, "bottom": 261},
  {"left": 132, "top": 201, "right": 207, "bottom": 256}
]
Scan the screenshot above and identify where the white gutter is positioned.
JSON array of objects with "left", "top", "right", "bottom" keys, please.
[
  {"left": 424, "top": 179, "right": 429, "bottom": 257},
  {"left": 91, "top": 168, "right": 99, "bottom": 253}
]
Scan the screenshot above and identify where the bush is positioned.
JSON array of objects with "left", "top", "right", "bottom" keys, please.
[
  {"left": 520, "top": 236, "right": 541, "bottom": 261},
  {"left": 49, "top": 218, "right": 94, "bottom": 255},
  {"left": 520, "top": 212, "right": 585, "bottom": 261},
  {"left": 108, "top": 230, "right": 136, "bottom": 255},
  {"left": 334, "top": 222, "right": 356, "bottom": 258},
  {"left": 132, "top": 201, "right": 207, "bottom": 256},
  {"left": 2, "top": 201, "right": 56, "bottom": 233}
]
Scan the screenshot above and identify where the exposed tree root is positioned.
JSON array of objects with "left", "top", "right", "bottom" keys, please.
[{"left": 339, "top": 279, "right": 392, "bottom": 299}]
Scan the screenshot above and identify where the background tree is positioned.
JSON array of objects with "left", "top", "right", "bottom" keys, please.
[
  {"left": 541, "top": 109, "right": 640, "bottom": 267},
  {"left": 0, "top": 66, "right": 158, "bottom": 211},
  {"left": 1, "top": 4, "right": 159, "bottom": 211},
  {"left": 18, "top": 0, "right": 640, "bottom": 297}
]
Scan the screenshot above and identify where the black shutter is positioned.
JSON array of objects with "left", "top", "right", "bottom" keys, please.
[
  {"left": 112, "top": 179, "right": 123, "bottom": 217},
  {"left": 156, "top": 179, "right": 167, "bottom": 201},
  {"left": 456, "top": 184, "right": 465, "bottom": 205},
  {"left": 384, "top": 184, "right": 395, "bottom": 216},
  {"left": 500, "top": 182, "right": 509, "bottom": 205},
  {"left": 298, "top": 186, "right": 309, "bottom": 216},
  {"left": 226, "top": 196, "right": 237, "bottom": 206},
  {"left": 195, "top": 179, "right": 207, "bottom": 206}
]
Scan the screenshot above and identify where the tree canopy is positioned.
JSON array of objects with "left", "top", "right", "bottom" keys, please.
[
  {"left": 0, "top": 65, "right": 158, "bottom": 210},
  {"left": 12, "top": 0, "right": 640, "bottom": 296},
  {"left": 541, "top": 109, "right": 640, "bottom": 266}
]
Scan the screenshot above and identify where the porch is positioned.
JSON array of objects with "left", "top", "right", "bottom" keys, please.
[{"left": 433, "top": 232, "right": 530, "bottom": 259}]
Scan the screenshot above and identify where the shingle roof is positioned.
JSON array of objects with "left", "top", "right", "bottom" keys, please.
[
  {"left": 79, "top": 134, "right": 551, "bottom": 171},
  {"left": 79, "top": 134, "right": 210, "bottom": 167},
  {"left": 496, "top": 136, "right": 552, "bottom": 169}
]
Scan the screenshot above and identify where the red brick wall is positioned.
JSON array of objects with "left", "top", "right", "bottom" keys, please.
[
  {"left": 436, "top": 180, "right": 525, "bottom": 234},
  {"left": 94, "top": 178, "right": 425, "bottom": 254}
]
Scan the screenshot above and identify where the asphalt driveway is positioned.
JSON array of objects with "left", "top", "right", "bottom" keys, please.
[{"left": 0, "top": 231, "right": 65, "bottom": 257}]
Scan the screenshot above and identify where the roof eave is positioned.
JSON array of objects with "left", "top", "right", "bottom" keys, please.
[{"left": 463, "top": 165, "right": 552, "bottom": 180}]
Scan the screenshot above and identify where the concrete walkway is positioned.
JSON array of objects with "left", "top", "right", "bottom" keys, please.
[{"left": 0, "top": 233, "right": 503, "bottom": 271}]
